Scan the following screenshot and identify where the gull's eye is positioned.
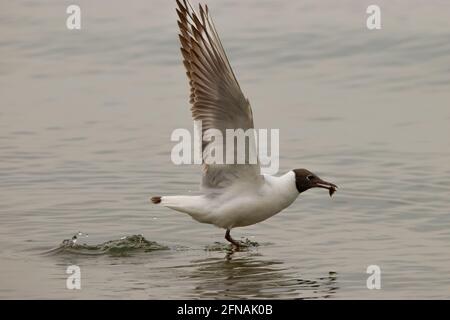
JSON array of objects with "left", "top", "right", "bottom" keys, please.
[{"left": 307, "top": 175, "right": 315, "bottom": 181}]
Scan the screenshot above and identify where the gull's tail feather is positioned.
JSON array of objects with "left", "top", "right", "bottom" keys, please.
[
  {"left": 151, "top": 196, "right": 162, "bottom": 204},
  {"left": 151, "top": 196, "right": 187, "bottom": 207},
  {"left": 151, "top": 195, "right": 202, "bottom": 209},
  {"left": 150, "top": 195, "right": 208, "bottom": 222}
]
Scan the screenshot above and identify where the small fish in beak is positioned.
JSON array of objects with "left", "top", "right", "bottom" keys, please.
[{"left": 329, "top": 185, "right": 337, "bottom": 197}]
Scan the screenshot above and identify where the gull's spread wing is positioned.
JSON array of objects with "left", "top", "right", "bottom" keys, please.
[{"left": 176, "top": 0, "right": 262, "bottom": 189}]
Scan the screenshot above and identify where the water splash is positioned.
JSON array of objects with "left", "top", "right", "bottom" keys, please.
[
  {"left": 45, "top": 233, "right": 169, "bottom": 256},
  {"left": 205, "top": 238, "right": 261, "bottom": 252}
]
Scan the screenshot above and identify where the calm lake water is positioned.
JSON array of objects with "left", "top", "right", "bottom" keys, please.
[{"left": 1, "top": 0, "right": 450, "bottom": 299}]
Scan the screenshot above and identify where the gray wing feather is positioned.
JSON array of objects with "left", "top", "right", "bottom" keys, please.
[{"left": 176, "top": 0, "right": 262, "bottom": 189}]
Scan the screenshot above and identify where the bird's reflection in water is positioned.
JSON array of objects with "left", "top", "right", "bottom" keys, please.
[{"left": 187, "top": 253, "right": 339, "bottom": 299}]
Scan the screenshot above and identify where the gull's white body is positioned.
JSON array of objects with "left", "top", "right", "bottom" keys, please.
[{"left": 160, "top": 171, "right": 298, "bottom": 229}]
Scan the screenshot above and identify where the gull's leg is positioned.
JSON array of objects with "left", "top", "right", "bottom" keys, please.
[{"left": 225, "top": 229, "right": 240, "bottom": 249}]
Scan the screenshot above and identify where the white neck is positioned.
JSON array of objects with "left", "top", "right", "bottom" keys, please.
[{"left": 264, "top": 171, "right": 299, "bottom": 206}]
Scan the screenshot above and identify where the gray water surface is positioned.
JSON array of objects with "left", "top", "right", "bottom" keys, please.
[{"left": 1, "top": 0, "right": 450, "bottom": 299}]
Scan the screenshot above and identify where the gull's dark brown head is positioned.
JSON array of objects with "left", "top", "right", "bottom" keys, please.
[{"left": 293, "top": 169, "right": 337, "bottom": 197}]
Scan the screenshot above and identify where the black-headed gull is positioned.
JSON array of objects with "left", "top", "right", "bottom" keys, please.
[{"left": 151, "top": 0, "right": 337, "bottom": 248}]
